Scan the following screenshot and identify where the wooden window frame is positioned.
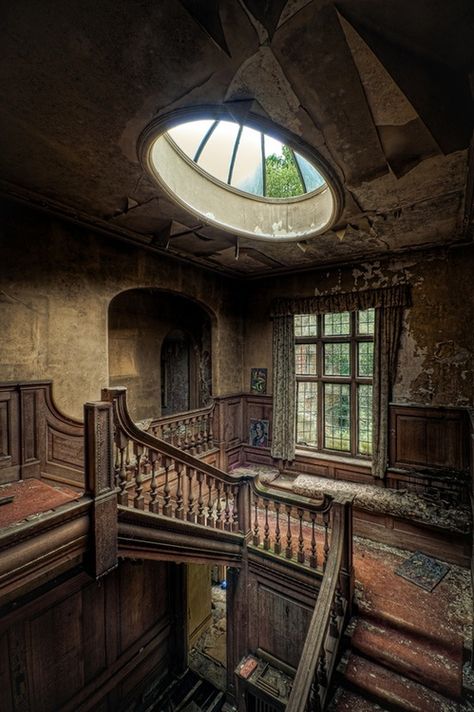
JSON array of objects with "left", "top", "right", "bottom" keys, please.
[{"left": 295, "top": 311, "right": 373, "bottom": 458}]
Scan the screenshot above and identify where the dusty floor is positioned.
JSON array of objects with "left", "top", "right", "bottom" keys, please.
[
  {"left": 0, "top": 479, "right": 82, "bottom": 529},
  {"left": 231, "top": 465, "right": 471, "bottom": 534},
  {"left": 189, "top": 585, "right": 227, "bottom": 692}
]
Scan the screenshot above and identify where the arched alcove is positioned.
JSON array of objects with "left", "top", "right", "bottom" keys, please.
[{"left": 108, "top": 289, "right": 212, "bottom": 421}]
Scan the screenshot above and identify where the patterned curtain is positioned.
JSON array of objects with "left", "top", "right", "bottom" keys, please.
[
  {"left": 270, "top": 286, "right": 411, "bottom": 476},
  {"left": 270, "top": 315, "right": 296, "bottom": 462},
  {"left": 371, "top": 305, "right": 405, "bottom": 478}
]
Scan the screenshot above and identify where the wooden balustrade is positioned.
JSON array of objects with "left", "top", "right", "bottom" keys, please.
[
  {"left": 149, "top": 404, "right": 215, "bottom": 455},
  {"left": 250, "top": 484, "right": 334, "bottom": 574},
  {"left": 287, "top": 499, "right": 353, "bottom": 712},
  {"left": 101, "top": 388, "right": 251, "bottom": 534}
]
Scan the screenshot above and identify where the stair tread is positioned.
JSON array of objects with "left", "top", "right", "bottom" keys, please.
[
  {"left": 351, "top": 616, "right": 462, "bottom": 699},
  {"left": 344, "top": 652, "right": 458, "bottom": 712},
  {"left": 329, "top": 687, "right": 390, "bottom": 711}
]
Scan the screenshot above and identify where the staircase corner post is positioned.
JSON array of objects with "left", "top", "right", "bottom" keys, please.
[
  {"left": 340, "top": 498, "right": 354, "bottom": 615},
  {"left": 84, "top": 400, "right": 118, "bottom": 579},
  {"left": 237, "top": 478, "right": 252, "bottom": 537}
]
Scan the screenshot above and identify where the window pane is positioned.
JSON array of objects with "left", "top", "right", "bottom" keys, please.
[
  {"left": 358, "top": 308, "right": 375, "bottom": 335},
  {"left": 324, "top": 342, "right": 350, "bottom": 376},
  {"left": 358, "top": 385, "right": 373, "bottom": 455},
  {"left": 295, "top": 344, "right": 317, "bottom": 375},
  {"left": 198, "top": 120, "right": 240, "bottom": 183},
  {"left": 294, "top": 151, "right": 325, "bottom": 192},
  {"left": 230, "top": 126, "right": 264, "bottom": 196},
  {"left": 324, "top": 383, "right": 350, "bottom": 451},
  {"left": 297, "top": 382, "right": 318, "bottom": 446},
  {"left": 294, "top": 314, "right": 317, "bottom": 337},
  {"left": 264, "top": 137, "right": 304, "bottom": 198},
  {"left": 167, "top": 120, "right": 214, "bottom": 160},
  {"left": 323, "top": 312, "right": 350, "bottom": 336},
  {"left": 358, "top": 342, "right": 374, "bottom": 377}
]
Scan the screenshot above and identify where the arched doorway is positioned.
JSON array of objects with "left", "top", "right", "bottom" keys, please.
[
  {"left": 160, "top": 329, "right": 196, "bottom": 415},
  {"left": 108, "top": 289, "right": 213, "bottom": 421}
]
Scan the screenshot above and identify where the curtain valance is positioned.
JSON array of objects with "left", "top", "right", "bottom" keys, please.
[{"left": 270, "top": 285, "right": 411, "bottom": 317}]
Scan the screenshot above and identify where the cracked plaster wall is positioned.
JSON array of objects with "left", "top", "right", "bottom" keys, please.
[
  {"left": 244, "top": 245, "right": 474, "bottom": 408},
  {"left": 0, "top": 203, "right": 243, "bottom": 419}
]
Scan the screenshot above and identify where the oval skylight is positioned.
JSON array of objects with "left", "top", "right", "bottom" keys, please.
[
  {"left": 168, "top": 119, "right": 325, "bottom": 200},
  {"left": 142, "top": 114, "right": 341, "bottom": 242}
]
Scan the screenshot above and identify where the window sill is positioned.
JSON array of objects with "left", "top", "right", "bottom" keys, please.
[{"left": 295, "top": 448, "right": 372, "bottom": 470}]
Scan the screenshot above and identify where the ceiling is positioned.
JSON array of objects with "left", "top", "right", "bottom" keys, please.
[{"left": 1, "top": 0, "right": 473, "bottom": 276}]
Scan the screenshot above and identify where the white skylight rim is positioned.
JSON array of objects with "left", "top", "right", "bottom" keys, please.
[{"left": 140, "top": 109, "right": 342, "bottom": 242}]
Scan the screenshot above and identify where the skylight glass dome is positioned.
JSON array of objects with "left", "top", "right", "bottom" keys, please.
[
  {"left": 142, "top": 112, "right": 341, "bottom": 242},
  {"left": 168, "top": 119, "right": 325, "bottom": 200}
]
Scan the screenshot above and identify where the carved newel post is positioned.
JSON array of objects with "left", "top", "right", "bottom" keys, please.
[{"left": 84, "top": 401, "right": 118, "bottom": 579}]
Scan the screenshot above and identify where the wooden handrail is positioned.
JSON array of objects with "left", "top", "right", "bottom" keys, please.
[
  {"left": 287, "top": 500, "right": 351, "bottom": 711},
  {"left": 149, "top": 401, "right": 215, "bottom": 428},
  {"left": 101, "top": 387, "right": 247, "bottom": 487},
  {"left": 251, "top": 478, "right": 333, "bottom": 515}
]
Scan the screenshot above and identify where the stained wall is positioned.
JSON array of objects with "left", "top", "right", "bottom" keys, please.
[
  {"left": 0, "top": 202, "right": 243, "bottom": 419},
  {"left": 243, "top": 245, "right": 474, "bottom": 408},
  {"left": 109, "top": 290, "right": 213, "bottom": 420}
]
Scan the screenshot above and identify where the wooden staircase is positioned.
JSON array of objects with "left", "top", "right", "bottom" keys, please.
[
  {"left": 149, "top": 668, "right": 228, "bottom": 712},
  {"left": 328, "top": 537, "right": 466, "bottom": 712}
]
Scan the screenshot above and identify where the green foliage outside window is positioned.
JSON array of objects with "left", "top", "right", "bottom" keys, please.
[{"left": 265, "top": 146, "right": 303, "bottom": 198}]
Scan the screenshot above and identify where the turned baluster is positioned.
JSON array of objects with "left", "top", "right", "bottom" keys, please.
[
  {"left": 208, "top": 413, "right": 214, "bottom": 450},
  {"left": 151, "top": 425, "right": 159, "bottom": 439},
  {"left": 114, "top": 446, "right": 120, "bottom": 488},
  {"left": 186, "top": 466, "right": 195, "bottom": 522},
  {"left": 149, "top": 450, "right": 160, "bottom": 514},
  {"left": 317, "top": 649, "right": 328, "bottom": 688},
  {"left": 182, "top": 420, "right": 189, "bottom": 450},
  {"left": 189, "top": 417, "right": 197, "bottom": 455},
  {"left": 175, "top": 461, "right": 184, "bottom": 520},
  {"left": 224, "top": 484, "right": 231, "bottom": 531},
  {"left": 133, "top": 443, "right": 145, "bottom": 510},
  {"left": 323, "top": 511, "right": 330, "bottom": 571},
  {"left": 329, "top": 597, "right": 339, "bottom": 638},
  {"left": 215, "top": 481, "right": 223, "bottom": 529},
  {"left": 201, "top": 414, "right": 209, "bottom": 452},
  {"left": 176, "top": 420, "right": 183, "bottom": 449},
  {"left": 335, "top": 586, "right": 344, "bottom": 617},
  {"left": 197, "top": 472, "right": 205, "bottom": 525},
  {"left": 285, "top": 505, "right": 293, "bottom": 559},
  {"left": 253, "top": 495, "right": 260, "bottom": 545},
  {"left": 117, "top": 442, "right": 128, "bottom": 506},
  {"left": 207, "top": 476, "right": 214, "bottom": 527},
  {"left": 263, "top": 499, "right": 270, "bottom": 550},
  {"left": 162, "top": 456, "right": 172, "bottom": 516},
  {"left": 232, "top": 485, "right": 239, "bottom": 532},
  {"left": 297, "top": 508, "right": 305, "bottom": 563},
  {"left": 274, "top": 501, "right": 281, "bottom": 554},
  {"left": 142, "top": 448, "right": 150, "bottom": 477},
  {"left": 195, "top": 416, "right": 203, "bottom": 454},
  {"left": 309, "top": 511, "right": 318, "bottom": 569},
  {"left": 309, "top": 674, "right": 320, "bottom": 712}
]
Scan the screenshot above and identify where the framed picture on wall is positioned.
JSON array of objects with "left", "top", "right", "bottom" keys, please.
[
  {"left": 250, "top": 368, "right": 267, "bottom": 394},
  {"left": 249, "top": 419, "right": 269, "bottom": 448}
]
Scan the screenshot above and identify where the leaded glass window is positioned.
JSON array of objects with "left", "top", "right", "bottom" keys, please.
[{"left": 295, "top": 309, "right": 374, "bottom": 456}]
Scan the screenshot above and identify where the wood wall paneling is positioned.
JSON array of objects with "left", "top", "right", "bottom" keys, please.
[
  {"left": 0, "top": 631, "right": 14, "bottom": 712},
  {"left": 389, "top": 405, "right": 469, "bottom": 472},
  {"left": 256, "top": 584, "right": 312, "bottom": 669},
  {"left": 1, "top": 560, "right": 173, "bottom": 712},
  {"left": 0, "top": 389, "right": 20, "bottom": 483}
]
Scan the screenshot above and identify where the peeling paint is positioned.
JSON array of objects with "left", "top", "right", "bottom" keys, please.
[{"left": 225, "top": 47, "right": 302, "bottom": 133}]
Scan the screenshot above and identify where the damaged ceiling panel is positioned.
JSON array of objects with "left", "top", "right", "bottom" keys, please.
[{"left": 0, "top": 0, "right": 472, "bottom": 277}]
